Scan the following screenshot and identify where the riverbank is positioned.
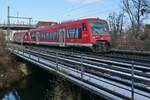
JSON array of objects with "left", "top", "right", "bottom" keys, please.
[{"left": 0, "top": 30, "right": 29, "bottom": 90}]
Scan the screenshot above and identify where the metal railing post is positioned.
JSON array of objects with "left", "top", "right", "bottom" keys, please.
[
  {"left": 28, "top": 46, "right": 31, "bottom": 59},
  {"left": 131, "top": 60, "right": 134, "bottom": 100},
  {"left": 56, "top": 51, "right": 58, "bottom": 70},
  {"left": 37, "top": 52, "right": 40, "bottom": 62},
  {"left": 81, "top": 54, "right": 84, "bottom": 79},
  {"left": 21, "top": 39, "right": 24, "bottom": 54}
]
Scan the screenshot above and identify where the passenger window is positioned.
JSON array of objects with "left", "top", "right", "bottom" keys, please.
[
  {"left": 47, "top": 32, "right": 58, "bottom": 40},
  {"left": 68, "top": 29, "right": 76, "bottom": 38},
  {"left": 40, "top": 34, "right": 43, "bottom": 40},
  {"left": 46, "top": 33, "right": 49, "bottom": 40},
  {"left": 67, "top": 28, "right": 82, "bottom": 39},
  {"left": 53, "top": 32, "right": 56, "bottom": 40},
  {"left": 78, "top": 28, "right": 82, "bottom": 38},
  {"left": 49, "top": 33, "right": 51, "bottom": 40},
  {"left": 31, "top": 33, "right": 36, "bottom": 40},
  {"left": 52, "top": 32, "right": 54, "bottom": 40}
]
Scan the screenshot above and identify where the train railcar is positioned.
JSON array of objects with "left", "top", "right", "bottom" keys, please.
[{"left": 13, "top": 18, "right": 111, "bottom": 52}]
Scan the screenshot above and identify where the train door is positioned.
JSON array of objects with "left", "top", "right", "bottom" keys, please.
[
  {"left": 36, "top": 32, "right": 39, "bottom": 45},
  {"left": 59, "top": 29, "right": 65, "bottom": 47}
]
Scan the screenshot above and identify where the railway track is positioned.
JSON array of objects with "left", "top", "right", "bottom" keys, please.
[
  {"left": 26, "top": 46, "right": 150, "bottom": 72},
  {"left": 26, "top": 47, "right": 150, "bottom": 82},
  {"left": 25, "top": 45, "right": 150, "bottom": 64},
  {"left": 8, "top": 44, "right": 150, "bottom": 100}
]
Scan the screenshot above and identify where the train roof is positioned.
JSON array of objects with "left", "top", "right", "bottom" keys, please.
[
  {"left": 14, "top": 18, "right": 107, "bottom": 34},
  {"left": 61, "top": 18, "right": 106, "bottom": 24}
]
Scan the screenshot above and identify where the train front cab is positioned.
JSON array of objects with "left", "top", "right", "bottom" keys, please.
[{"left": 86, "top": 19, "right": 111, "bottom": 52}]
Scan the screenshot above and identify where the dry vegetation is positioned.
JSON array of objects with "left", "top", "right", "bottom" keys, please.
[
  {"left": 0, "top": 30, "right": 20, "bottom": 90},
  {"left": 108, "top": 0, "right": 150, "bottom": 51},
  {"left": 112, "top": 33, "right": 150, "bottom": 51},
  {"left": 111, "top": 25, "right": 150, "bottom": 51}
]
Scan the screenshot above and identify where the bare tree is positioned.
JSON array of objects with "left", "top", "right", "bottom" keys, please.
[
  {"left": 107, "top": 11, "right": 125, "bottom": 47},
  {"left": 122, "top": 0, "right": 150, "bottom": 37},
  {"left": 108, "top": 12, "right": 125, "bottom": 35}
]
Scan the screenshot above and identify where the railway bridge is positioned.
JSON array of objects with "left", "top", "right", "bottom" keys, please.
[
  {"left": 0, "top": 24, "right": 36, "bottom": 30},
  {"left": 7, "top": 44, "right": 150, "bottom": 100},
  {"left": 0, "top": 23, "right": 36, "bottom": 41}
]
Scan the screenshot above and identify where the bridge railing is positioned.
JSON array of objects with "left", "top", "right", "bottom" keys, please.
[{"left": 7, "top": 44, "right": 150, "bottom": 100}]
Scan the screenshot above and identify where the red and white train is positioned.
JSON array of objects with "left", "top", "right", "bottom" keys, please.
[{"left": 13, "top": 18, "right": 111, "bottom": 52}]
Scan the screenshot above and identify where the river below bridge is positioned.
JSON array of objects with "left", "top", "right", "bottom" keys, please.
[{"left": 0, "top": 65, "right": 104, "bottom": 100}]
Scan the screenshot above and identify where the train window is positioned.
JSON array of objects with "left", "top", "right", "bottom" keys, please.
[
  {"left": 51, "top": 33, "right": 54, "bottom": 40},
  {"left": 40, "top": 34, "right": 42, "bottom": 40},
  {"left": 43, "top": 33, "right": 45, "bottom": 40},
  {"left": 44, "top": 33, "right": 46, "bottom": 40},
  {"left": 35, "top": 32, "right": 39, "bottom": 40},
  {"left": 53, "top": 32, "right": 57, "bottom": 40},
  {"left": 43, "top": 34, "right": 45, "bottom": 40},
  {"left": 49, "top": 33, "right": 51, "bottom": 40},
  {"left": 68, "top": 29, "right": 76, "bottom": 38},
  {"left": 48, "top": 33, "right": 51, "bottom": 40},
  {"left": 75, "top": 28, "right": 82, "bottom": 38},
  {"left": 52, "top": 33, "right": 53, "bottom": 40},
  {"left": 56, "top": 32, "right": 58, "bottom": 40},
  {"left": 39, "top": 33, "right": 41, "bottom": 40},
  {"left": 53, "top": 32, "right": 55, "bottom": 40},
  {"left": 42, "top": 33, "right": 44, "bottom": 40},
  {"left": 45, "top": 33, "right": 47, "bottom": 40},
  {"left": 67, "top": 28, "right": 82, "bottom": 39},
  {"left": 50, "top": 33, "right": 52, "bottom": 40},
  {"left": 82, "top": 23, "right": 87, "bottom": 31},
  {"left": 45, "top": 33, "right": 48, "bottom": 40},
  {"left": 40, "top": 33, "right": 44, "bottom": 40},
  {"left": 31, "top": 33, "right": 36, "bottom": 40},
  {"left": 37, "top": 34, "right": 39, "bottom": 40},
  {"left": 44, "top": 32, "right": 58, "bottom": 40},
  {"left": 47, "top": 33, "right": 49, "bottom": 40},
  {"left": 56, "top": 32, "right": 57, "bottom": 39},
  {"left": 36, "top": 33, "right": 39, "bottom": 40}
]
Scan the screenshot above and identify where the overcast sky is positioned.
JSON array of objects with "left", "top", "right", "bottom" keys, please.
[{"left": 0, "top": 0, "right": 149, "bottom": 24}]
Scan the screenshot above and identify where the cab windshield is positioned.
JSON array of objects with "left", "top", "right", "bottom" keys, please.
[{"left": 89, "top": 21, "right": 109, "bottom": 35}]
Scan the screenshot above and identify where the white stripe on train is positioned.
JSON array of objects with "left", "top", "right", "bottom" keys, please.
[{"left": 23, "top": 41, "right": 93, "bottom": 47}]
